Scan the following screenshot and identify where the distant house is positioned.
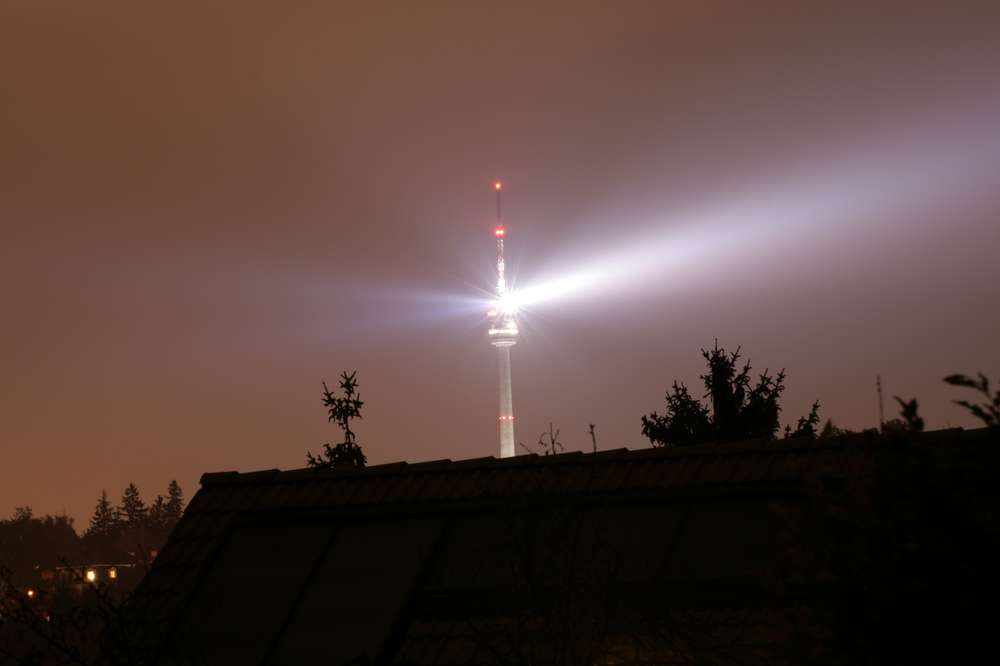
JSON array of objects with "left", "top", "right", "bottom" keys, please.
[
  {"left": 47, "top": 562, "right": 138, "bottom": 586},
  {"left": 11, "top": 563, "right": 140, "bottom": 611},
  {"left": 131, "top": 427, "right": 999, "bottom": 665}
]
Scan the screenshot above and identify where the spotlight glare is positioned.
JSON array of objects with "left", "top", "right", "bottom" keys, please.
[{"left": 497, "top": 291, "right": 520, "bottom": 315}]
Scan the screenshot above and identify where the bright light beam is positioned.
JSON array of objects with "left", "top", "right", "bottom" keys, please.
[{"left": 499, "top": 122, "right": 1000, "bottom": 311}]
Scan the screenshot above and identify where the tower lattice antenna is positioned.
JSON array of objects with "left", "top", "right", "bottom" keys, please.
[
  {"left": 495, "top": 179, "right": 502, "bottom": 221},
  {"left": 494, "top": 181, "right": 506, "bottom": 295}
]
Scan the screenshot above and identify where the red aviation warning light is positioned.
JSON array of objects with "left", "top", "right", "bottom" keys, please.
[
  {"left": 494, "top": 181, "right": 503, "bottom": 191},
  {"left": 494, "top": 227, "right": 505, "bottom": 237}
]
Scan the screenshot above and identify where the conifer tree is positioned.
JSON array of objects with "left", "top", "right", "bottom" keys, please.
[
  {"left": 307, "top": 371, "right": 368, "bottom": 469},
  {"left": 87, "top": 490, "right": 119, "bottom": 538},
  {"left": 642, "top": 341, "right": 820, "bottom": 447},
  {"left": 148, "top": 495, "right": 166, "bottom": 529},
  {"left": 164, "top": 480, "right": 184, "bottom": 525},
  {"left": 119, "top": 483, "right": 147, "bottom": 526}
]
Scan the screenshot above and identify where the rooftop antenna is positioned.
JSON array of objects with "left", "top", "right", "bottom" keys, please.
[{"left": 876, "top": 375, "right": 885, "bottom": 429}]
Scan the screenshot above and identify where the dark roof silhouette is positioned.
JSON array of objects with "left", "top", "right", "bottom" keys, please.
[{"left": 133, "top": 427, "right": 1000, "bottom": 664}]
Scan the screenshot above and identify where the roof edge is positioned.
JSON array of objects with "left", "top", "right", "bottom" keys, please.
[{"left": 196, "top": 426, "right": 985, "bottom": 487}]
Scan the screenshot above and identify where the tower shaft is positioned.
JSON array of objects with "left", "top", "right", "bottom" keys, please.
[{"left": 497, "top": 345, "right": 515, "bottom": 458}]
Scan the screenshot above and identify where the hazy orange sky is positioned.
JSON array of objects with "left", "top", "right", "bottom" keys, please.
[{"left": 2, "top": 0, "right": 999, "bottom": 527}]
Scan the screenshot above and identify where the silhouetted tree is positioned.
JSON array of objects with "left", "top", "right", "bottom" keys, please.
[
  {"left": 1, "top": 511, "right": 79, "bottom": 579},
  {"left": 86, "top": 491, "right": 119, "bottom": 539},
  {"left": 118, "top": 484, "right": 147, "bottom": 526},
  {"left": 520, "top": 422, "right": 564, "bottom": 456},
  {"left": 642, "top": 342, "right": 818, "bottom": 447},
  {"left": 307, "top": 371, "right": 368, "bottom": 469},
  {"left": 944, "top": 372, "right": 999, "bottom": 427},
  {"left": 820, "top": 418, "right": 843, "bottom": 439},
  {"left": 641, "top": 381, "right": 711, "bottom": 446},
  {"left": 164, "top": 480, "right": 184, "bottom": 525},
  {"left": 148, "top": 495, "right": 166, "bottom": 530},
  {"left": 891, "top": 396, "right": 924, "bottom": 433},
  {"left": 818, "top": 418, "right": 865, "bottom": 439},
  {"left": 786, "top": 400, "right": 822, "bottom": 438}
]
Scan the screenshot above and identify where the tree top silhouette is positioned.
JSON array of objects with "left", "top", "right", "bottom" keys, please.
[
  {"left": 307, "top": 371, "right": 368, "bottom": 469},
  {"left": 642, "top": 341, "right": 819, "bottom": 447}
]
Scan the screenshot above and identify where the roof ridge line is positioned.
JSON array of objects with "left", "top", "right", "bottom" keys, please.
[{"left": 197, "top": 427, "right": 977, "bottom": 486}]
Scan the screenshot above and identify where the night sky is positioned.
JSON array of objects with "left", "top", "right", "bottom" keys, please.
[{"left": 3, "top": 1, "right": 999, "bottom": 526}]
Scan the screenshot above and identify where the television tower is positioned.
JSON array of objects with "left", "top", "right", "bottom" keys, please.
[{"left": 487, "top": 181, "right": 519, "bottom": 458}]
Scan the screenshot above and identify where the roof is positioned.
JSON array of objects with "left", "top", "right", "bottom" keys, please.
[{"left": 132, "top": 427, "right": 1000, "bottom": 664}]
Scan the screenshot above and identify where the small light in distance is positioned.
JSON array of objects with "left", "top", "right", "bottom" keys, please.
[
  {"left": 495, "top": 227, "right": 505, "bottom": 237},
  {"left": 85, "top": 569, "right": 97, "bottom": 583},
  {"left": 26, "top": 588, "right": 36, "bottom": 598},
  {"left": 494, "top": 181, "right": 503, "bottom": 191},
  {"left": 108, "top": 567, "right": 117, "bottom": 579}
]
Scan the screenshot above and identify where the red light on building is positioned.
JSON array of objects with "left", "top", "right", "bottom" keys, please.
[
  {"left": 494, "top": 181, "right": 503, "bottom": 191},
  {"left": 495, "top": 227, "right": 505, "bottom": 237}
]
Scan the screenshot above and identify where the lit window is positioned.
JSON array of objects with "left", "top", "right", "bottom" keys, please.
[{"left": 108, "top": 567, "right": 117, "bottom": 579}]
